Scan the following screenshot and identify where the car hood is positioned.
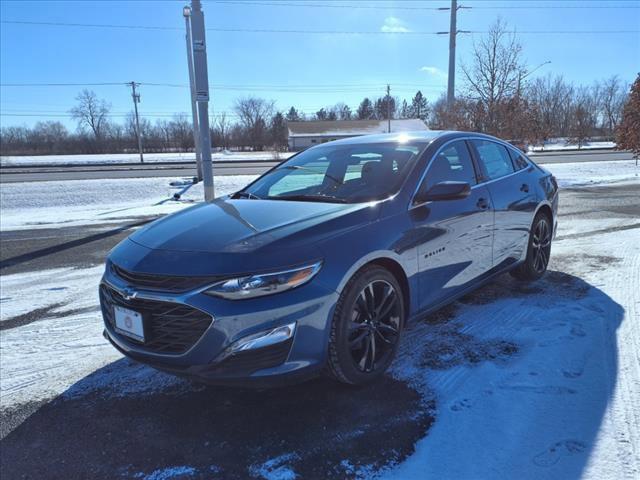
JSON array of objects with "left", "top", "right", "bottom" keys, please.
[{"left": 130, "top": 197, "right": 370, "bottom": 254}]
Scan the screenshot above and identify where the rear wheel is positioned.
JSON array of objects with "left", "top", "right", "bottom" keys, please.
[
  {"left": 511, "top": 212, "right": 552, "bottom": 281},
  {"left": 326, "top": 266, "right": 405, "bottom": 385}
]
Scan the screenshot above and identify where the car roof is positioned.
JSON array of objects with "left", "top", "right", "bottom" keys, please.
[{"left": 323, "top": 130, "right": 487, "bottom": 147}]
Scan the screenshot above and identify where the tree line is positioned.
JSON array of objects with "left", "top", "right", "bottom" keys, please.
[{"left": 0, "top": 20, "right": 635, "bottom": 156}]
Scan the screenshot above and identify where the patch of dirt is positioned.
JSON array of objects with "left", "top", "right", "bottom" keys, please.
[{"left": 420, "top": 326, "right": 519, "bottom": 370}]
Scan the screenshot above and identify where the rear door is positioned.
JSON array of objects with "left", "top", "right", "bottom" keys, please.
[
  {"left": 411, "top": 140, "right": 494, "bottom": 311},
  {"left": 469, "top": 139, "right": 536, "bottom": 269}
]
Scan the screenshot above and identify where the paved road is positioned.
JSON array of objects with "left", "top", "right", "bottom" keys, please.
[{"left": 0, "top": 149, "right": 633, "bottom": 183}]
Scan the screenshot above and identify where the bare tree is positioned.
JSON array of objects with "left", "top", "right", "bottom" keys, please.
[
  {"left": 462, "top": 18, "right": 527, "bottom": 135},
  {"left": 570, "top": 87, "right": 598, "bottom": 148},
  {"left": 528, "top": 75, "right": 574, "bottom": 140},
  {"left": 333, "top": 102, "right": 352, "bottom": 120},
  {"left": 213, "top": 112, "right": 232, "bottom": 149},
  {"left": 234, "top": 97, "right": 275, "bottom": 150},
  {"left": 598, "top": 76, "right": 628, "bottom": 136},
  {"left": 69, "top": 89, "right": 111, "bottom": 141}
]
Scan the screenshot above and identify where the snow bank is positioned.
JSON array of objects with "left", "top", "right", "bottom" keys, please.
[
  {"left": 542, "top": 160, "right": 639, "bottom": 187},
  {"left": 0, "top": 151, "right": 292, "bottom": 167},
  {"left": 529, "top": 138, "right": 616, "bottom": 152},
  {"left": 0, "top": 175, "right": 257, "bottom": 231}
]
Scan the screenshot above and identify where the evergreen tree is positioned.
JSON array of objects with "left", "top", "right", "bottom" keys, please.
[
  {"left": 327, "top": 110, "right": 338, "bottom": 121},
  {"left": 616, "top": 74, "right": 640, "bottom": 165},
  {"left": 285, "top": 107, "right": 301, "bottom": 122},
  {"left": 356, "top": 98, "right": 374, "bottom": 120},
  {"left": 374, "top": 96, "right": 396, "bottom": 120},
  {"left": 270, "top": 112, "right": 288, "bottom": 150},
  {"left": 400, "top": 99, "right": 410, "bottom": 119},
  {"left": 410, "top": 91, "right": 429, "bottom": 120}
]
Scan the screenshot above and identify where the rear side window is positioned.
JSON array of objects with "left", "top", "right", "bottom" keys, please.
[
  {"left": 423, "top": 141, "right": 477, "bottom": 191},
  {"left": 508, "top": 148, "right": 530, "bottom": 171},
  {"left": 472, "top": 140, "right": 514, "bottom": 180}
]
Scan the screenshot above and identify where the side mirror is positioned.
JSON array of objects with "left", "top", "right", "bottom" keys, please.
[{"left": 415, "top": 181, "right": 471, "bottom": 203}]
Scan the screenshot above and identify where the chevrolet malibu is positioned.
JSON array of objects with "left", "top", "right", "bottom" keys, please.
[{"left": 100, "top": 131, "right": 558, "bottom": 386}]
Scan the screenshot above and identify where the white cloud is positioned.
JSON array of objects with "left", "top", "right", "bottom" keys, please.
[
  {"left": 420, "top": 66, "right": 447, "bottom": 80},
  {"left": 381, "top": 17, "right": 410, "bottom": 33}
]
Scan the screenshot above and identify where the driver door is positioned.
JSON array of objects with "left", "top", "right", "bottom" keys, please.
[{"left": 411, "top": 140, "right": 494, "bottom": 311}]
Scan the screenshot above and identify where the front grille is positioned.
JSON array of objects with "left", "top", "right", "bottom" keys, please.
[
  {"left": 111, "top": 263, "right": 221, "bottom": 293},
  {"left": 100, "top": 284, "right": 213, "bottom": 355},
  {"left": 208, "top": 340, "right": 293, "bottom": 376}
]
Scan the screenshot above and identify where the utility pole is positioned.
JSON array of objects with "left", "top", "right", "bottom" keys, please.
[
  {"left": 386, "top": 84, "right": 391, "bottom": 133},
  {"left": 183, "top": 5, "right": 203, "bottom": 181},
  {"left": 189, "top": 0, "right": 214, "bottom": 201},
  {"left": 129, "top": 81, "right": 144, "bottom": 163},
  {"left": 447, "top": 0, "right": 457, "bottom": 111}
]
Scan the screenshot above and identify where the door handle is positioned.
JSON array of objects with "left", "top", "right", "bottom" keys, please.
[
  {"left": 477, "top": 197, "right": 489, "bottom": 209},
  {"left": 520, "top": 183, "right": 529, "bottom": 193}
]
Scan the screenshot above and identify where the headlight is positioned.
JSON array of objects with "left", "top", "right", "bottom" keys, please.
[{"left": 203, "top": 261, "right": 322, "bottom": 300}]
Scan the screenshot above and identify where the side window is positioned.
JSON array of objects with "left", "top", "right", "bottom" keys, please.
[
  {"left": 472, "top": 140, "right": 515, "bottom": 180},
  {"left": 508, "top": 148, "right": 530, "bottom": 171},
  {"left": 423, "top": 141, "right": 477, "bottom": 191}
]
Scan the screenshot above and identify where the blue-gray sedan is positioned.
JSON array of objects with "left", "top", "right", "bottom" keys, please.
[{"left": 100, "top": 131, "right": 558, "bottom": 386}]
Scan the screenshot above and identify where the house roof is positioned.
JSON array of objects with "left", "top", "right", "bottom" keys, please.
[{"left": 287, "top": 119, "right": 428, "bottom": 138}]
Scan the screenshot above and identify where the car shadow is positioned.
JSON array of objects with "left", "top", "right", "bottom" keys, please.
[
  {"left": 0, "top": 270, "right": 624, "bottom": 480},
  {"left": 0, "top": 363, "right": 432, "bottom": 479}
]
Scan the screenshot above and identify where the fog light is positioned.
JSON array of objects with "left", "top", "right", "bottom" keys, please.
[{"left": 229, "top": 322, "right": 296, "bottom": 354}]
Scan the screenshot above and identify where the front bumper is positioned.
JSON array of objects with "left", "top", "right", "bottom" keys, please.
[{"left": 100, "top": 265, "right": 339, "bottom": 385}]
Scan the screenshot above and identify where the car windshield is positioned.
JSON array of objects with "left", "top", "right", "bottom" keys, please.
[{"left": 236, "top": 142, "right": 425, "bottom": 203}]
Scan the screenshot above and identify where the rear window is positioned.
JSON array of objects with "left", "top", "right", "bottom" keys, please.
[
  {"left": 471, "top": 140, "right": 515, "bottom": 180},
  {"left": 508, "top": 148, "right": 530, "bottom": 171}
]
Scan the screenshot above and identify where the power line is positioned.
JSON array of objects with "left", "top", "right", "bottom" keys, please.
[
  {"left": 3, "top": 20, "right": 636, "bottom": 35},
  {"left": 0, "top": 82, "right": 128, "bottom": 87},
  {"left": 212, "top": 0, "right": 640, "bottom": 9},
  {"left": 211, "top": 0, "right": 449, "bottom": 10},
  {"left": 0, "top": 82, "right": 446, "bottom": 91}
]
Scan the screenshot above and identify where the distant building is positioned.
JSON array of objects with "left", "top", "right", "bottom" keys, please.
[{"left": 287, "top": 119, "right": 429, "bottom": 151}]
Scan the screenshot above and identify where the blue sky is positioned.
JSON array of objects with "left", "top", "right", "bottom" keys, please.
[{"left": 1, "top": 0, "right": 639, "bottom": 129}]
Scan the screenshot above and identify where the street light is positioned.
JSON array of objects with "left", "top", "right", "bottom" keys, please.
[{"left": 183, "top": 3, "right": 203, "bottom": 182}]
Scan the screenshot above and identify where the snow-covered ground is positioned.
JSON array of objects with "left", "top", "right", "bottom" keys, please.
[
  {"left": 0, "top": 151, "right": 292, "bottom": 167},
  {"left": 528, "top": 139, "right": 616, "bottom": 152},
  {"left": 1, "top": 162, "right": 638, "bottom": 478},
  {"left": 1, "top": 160, "right": 637, "bottom": 232},
  {"left": 0, "top": 175, "right": 256, "bottom": 231},
  {"left": 384, "top": 225, "right": 639, "bottom": 480}
]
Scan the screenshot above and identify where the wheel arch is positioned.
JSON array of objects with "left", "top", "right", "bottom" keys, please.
[
  {"left": 535, "top": 202, "right": 553, "bottom": 223},
  {"left": 335, "top": 253, "right": 412, "bottom": 318}
]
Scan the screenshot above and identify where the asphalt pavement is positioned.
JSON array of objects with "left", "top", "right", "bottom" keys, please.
[{"left": 0, "top": 149, "right": 633, "bottom": 183}]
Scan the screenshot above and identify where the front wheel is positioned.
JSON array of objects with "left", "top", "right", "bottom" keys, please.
[
  {"left": 511, "top": 212, "right": 552, "bottom": 281},
  {"left": 326, "top": 266, "right": 405, "bottom": 385}
]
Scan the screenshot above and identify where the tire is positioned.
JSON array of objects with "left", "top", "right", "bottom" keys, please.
[
  {"left": 510, "top": 211, "right": 552, "bottom": 282},
  {"left": 326, "top": 266, "right": 405, "bottom": 385}
]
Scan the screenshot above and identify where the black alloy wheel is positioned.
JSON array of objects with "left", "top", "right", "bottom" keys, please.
[
  {"left": 327, "top": 266, "right": 405, "bottom": 385},
  {"left": 511, "top": 212, "right": 552, "bottom": 281}
]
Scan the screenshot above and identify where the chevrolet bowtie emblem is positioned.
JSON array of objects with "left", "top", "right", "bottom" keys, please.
[{"left": 122, "top": 286, "right": 138, "bottom": 301}]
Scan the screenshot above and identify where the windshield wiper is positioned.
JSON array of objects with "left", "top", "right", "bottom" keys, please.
[
  {"left": 232, "top": 191, "right": 261, "bottom": 200},
  {"left": 279, "top": 165, "right": 344, "bottom": 186},
  {"left": 267, "top": 194, "right": 348, "bottom": 203}
]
